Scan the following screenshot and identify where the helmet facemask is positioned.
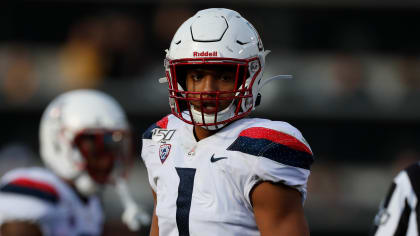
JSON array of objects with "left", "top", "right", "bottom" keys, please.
[{"left": 165, "top": 57, "right": 262, "bottom": 130}]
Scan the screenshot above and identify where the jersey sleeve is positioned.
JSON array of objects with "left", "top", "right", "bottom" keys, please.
[
  {"left": 228, "top": 123, "right": 314, "bottom": 205},
  {"left": 0, "top": 172, "right": 58, "bottom": 224},
  {"left": 141, "top": 115, "right": 170, "bottom": 192},
  {"left": 372, "top": 162, "right": 420, "bottom": 236},
  {"left": 141, "top": 115, "right": 169, "bottom": 140}
]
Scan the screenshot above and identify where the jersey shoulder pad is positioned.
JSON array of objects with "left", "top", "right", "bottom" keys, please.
[
  {"left": 142, "top": 114, "right": 171, "bottom": 139},
  {"left": 227, "top": 120, "right": 314, "bottom": 170},
  {"left": 0, "top": 168, "right": 60, "bottom": 204}
]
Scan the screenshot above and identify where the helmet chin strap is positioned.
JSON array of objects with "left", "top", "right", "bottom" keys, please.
[
  {"left": 115, "top": 178, "right": 151, "bottom": 231},
  {"left": 74, "top": 173, "right": 99, "bottom": 196},
  {"left": 190, "top": 103, "right": 236, "bottom": 130},
  {"left": 67, "top": 147, "right": 99, "bottom": 196}
]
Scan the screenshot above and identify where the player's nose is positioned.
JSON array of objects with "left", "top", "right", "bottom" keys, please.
[
  {"left": 94, "top": 154, "right": 115, "bottom": 169},
  {"left": 201, "top": 75, "right": 218, "bottom": 94}
]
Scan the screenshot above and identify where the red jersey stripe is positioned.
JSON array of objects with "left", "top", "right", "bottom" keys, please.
[
  {"left": 157, "top": 116, "right": 169, "bottom": 129},
  {"left": 10, "top": 178, "right": 58, "bottom": 197},
  {"left": 239, "top": 127, "right": 312, "bottom": 155}
]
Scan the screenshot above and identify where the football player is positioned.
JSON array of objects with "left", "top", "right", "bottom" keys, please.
[
  {"left": 0, "top": 89, "right": 149, "bottom": 236},
  {"left": 371, "top": 161, "right": 420, "bottom": 236},
  {"left": 142, "top": 8, "right": 313, "bottom": 236}
]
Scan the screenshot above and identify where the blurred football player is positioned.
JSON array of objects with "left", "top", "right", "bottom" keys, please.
[
  {"left": 0, "top": 89, "right": 149, "bottom": 236},
  {"left": 371, "top": 161, "right": 420, "bottom": 236},
  {"left": 142, "top": 8, "right": 313, "bottom": 236}
]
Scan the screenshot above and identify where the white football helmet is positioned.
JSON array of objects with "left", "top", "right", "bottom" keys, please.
[
  {"left": 39, "top": 89, "right": 131, "bottom": 196},
  {"left": 164, "top": 8, "right": 284, "bottom": 130}
]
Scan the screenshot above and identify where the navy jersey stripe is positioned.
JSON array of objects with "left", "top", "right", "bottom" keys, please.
[
  {"left": 142, "top": 123, "right": 159, "bottom": 139},
  {"left": 227, "top": 136, "right": 314, "bottom": 170},
  {"left": 383, "top": 182, "right": 397, "bottom": 208},
  {"left": 370, "top": 182, "right": 397, "bottom": 235},
  {"left": 394, "top": 198, "right": 411, "bottom": 236},
  {"left": 405, "top": 162, "right": 420, "bottom": 234},
  {"left": 176, "top": 167, "right": 196, "bottom": 236},
  {"left": 0, "top": 184, "right": 59, "bottom": 204}
]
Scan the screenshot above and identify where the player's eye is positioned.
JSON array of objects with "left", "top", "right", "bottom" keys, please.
[
  {"left": 190, "top": 72, "right": 203, "bottom": 81},
  {"left": 220, "top": 72, "right": 235, "bottom": 82}
]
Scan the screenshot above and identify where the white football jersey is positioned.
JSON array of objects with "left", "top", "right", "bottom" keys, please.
[
  {"left": 142, "top": 114, "right": 313, "bottom": 236},
  {"left": 0, "top": 167, "right": 104, "bottom": 236}
]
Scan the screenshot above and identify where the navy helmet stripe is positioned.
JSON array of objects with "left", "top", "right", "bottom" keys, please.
[
  {"left": 142, "top": 123, "right": 159, "bottom": 139},
  {"left": 0, "top": 184, "right": 59, "bottom": 204},
  {"left": 228, "top": 136, "right": 313, "bottom": 170}
]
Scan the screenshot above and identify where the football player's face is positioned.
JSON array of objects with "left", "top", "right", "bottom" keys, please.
[
  {"left": 186, "top": 66, "right": 237, "bottom": 114},
  {"left": 74, "top": 131, "right": 127, "bottom": 184}
]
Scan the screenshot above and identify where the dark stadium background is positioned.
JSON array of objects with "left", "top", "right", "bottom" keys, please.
[{"left": 1, "top": 1, "right": 420, "bottom": 235}]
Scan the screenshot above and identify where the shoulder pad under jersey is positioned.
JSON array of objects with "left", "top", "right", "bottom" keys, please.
[
  {"left": 227, "top": 122, "right": 314, "bottom": 170},
  {"left": 0, "top": 168, "right": 60, "bottom": 204},
  {"left": 142, "top": 115, "right": 170, "bottom": 139}
]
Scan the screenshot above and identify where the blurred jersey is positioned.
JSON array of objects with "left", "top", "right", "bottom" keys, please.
[
  {"left": 0, "top": 167, "right": 103, "bottom": 236},
  {"left": 372, "top": 162, "right": 420, "bottom": 236},
  {"left": 142, "top": 114, "right": 313, "bottom": 236}
]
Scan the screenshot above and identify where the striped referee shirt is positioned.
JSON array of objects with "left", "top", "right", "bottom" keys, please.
[{"left": 372, "top": 162, "right": 420, "bottom": 236}]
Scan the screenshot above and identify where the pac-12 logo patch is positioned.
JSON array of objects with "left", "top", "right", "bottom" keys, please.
[{"left": 159, "top": 144, "right": 171, "bottom": 163}]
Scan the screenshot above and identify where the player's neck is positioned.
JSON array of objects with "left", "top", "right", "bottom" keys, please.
[
  {"left": 193, "top": 126, "right": 217, "bottom": 141},
  {"left": 63, "top": 178, "right": 89, "bottom": 204}
]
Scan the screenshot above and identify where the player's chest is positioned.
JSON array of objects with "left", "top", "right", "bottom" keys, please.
[
  {"left": 53, "top": 198, "right": 103, "bottom": 236},
  {"left": 152, "top": 138, "right": 249, "bottom": 196},
  {"left": 152, "top": 140, "right": 255, "bottom": 226},
  {"left": 153, "top": 135, "right": 233, "bottom": 174}
]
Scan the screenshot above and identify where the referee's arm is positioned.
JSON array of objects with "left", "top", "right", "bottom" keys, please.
[{"left": 371, "top": 163, "right": 420, "bottom": 236}]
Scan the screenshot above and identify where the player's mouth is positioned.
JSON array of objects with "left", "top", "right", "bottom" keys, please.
[
  {"left": 88, "top": 168, "right": 113, "bottom": 184},
  {"left": 194, "top": 102, "right": 221, "bottom": 114}
]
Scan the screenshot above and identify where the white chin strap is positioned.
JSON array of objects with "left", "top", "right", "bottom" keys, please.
[
  {"left": 74, "top": 173, "right": 99, "bottom": 196},
  {"left": 115, "top": 178, "right": 151, "bottom": 231},
  {"left": 190, "top": 103, "right": 236, "bottom": 130}
]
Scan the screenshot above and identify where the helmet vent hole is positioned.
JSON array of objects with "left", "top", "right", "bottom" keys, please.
[
  {"left": 255, "top": 93, "right": 262, "bottom": 107},
  {"left": 175, "top": 40, "right": 181, "bottom": 45},
  {"left": 236, "top": 40, "right": 248, "bottom": 45}
]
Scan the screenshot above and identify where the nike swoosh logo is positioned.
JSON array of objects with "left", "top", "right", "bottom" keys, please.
[{"left": 210, "top": 154, "right": 228, "bottom": 163}]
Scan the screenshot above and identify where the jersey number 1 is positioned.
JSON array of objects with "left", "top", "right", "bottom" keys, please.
[{"left": 175, "top": 167, "right": 196, "bottom": 236}]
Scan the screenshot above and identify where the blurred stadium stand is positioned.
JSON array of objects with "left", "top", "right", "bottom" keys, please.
[{"left": 1, "top": 1, "right": 420, "bottom": 235}]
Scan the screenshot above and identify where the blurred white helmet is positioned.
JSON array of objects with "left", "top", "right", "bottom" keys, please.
[
  {"left": 39, "top": 89, "right": 131, "bottom": 196},
  {"left": 164, "top": 8, "right": 274, "bottom": 130}
]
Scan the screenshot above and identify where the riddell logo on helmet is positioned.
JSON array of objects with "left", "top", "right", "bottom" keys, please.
[{"left": 193, "top": 51, "right": 218, "bottom": 57}]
